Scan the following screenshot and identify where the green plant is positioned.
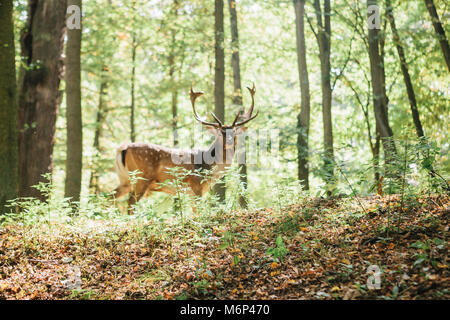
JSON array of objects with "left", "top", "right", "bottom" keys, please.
[
  {"left": 2, "top": 173, "right": 73, "bottom": 226},
  {"left": 266, "top": 235, "right": 289, "bottom": 262},
  {"left": 409, "top": 239, "right": 445, "bottom": 269},
  {"left": 223, "top": 165, "right": 249, "bottom": 211},
  {"left": 158, "top": 167, "right": 198, "bottom": 256},
  {"left": 68, "top": 289, "right": 97, "bottom": 300}
]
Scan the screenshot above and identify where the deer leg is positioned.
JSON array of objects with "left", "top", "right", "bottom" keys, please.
[
  {"left": 127, "top": 194, "right": 143, "bottom": 214},
  {"left": 108, "top": 184, "right": 132, "bottom": 214},
  {"left": 127, "top": 179, "right": 152, "bottom": 214},
  {"left": 189, "top": 186, "right": 204, "bottom": 214},
  {"left": 111, "top": 183, "right": 131, "bottom": 200}
]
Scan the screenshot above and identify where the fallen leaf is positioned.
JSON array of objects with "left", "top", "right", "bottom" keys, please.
[{"left": 331, "top": 286, "right": 340, "bottom": 292}]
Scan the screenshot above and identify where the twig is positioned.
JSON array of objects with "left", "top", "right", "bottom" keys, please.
[{"left": 28, "top": 259, "right": 59, "bottom": 264}]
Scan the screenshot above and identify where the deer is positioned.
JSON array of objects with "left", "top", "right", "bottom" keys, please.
[{"left": 112, "top": 84, "right": 258, "bottom": 213}]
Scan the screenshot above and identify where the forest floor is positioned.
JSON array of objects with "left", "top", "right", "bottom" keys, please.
[{"left": 0, "top": 194, "right": 448, "bottom": 300}]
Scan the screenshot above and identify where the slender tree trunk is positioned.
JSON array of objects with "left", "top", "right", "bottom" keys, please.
[
  {"left": 228, "top": 0, "right": 247, "bottom": 207},
  {"left": 367, "top": 0, "right": 396, "bottom": 172},
  {"left": 229, "top": 0, "right": 242, "bottom": 109},
  {"left": 364, "top": 103, "right": 382, "bottom": 186},
  {"left": 0, "top": 0, "right": 18, "bottom": 213},
  {"left": 378, "top": 19, "right": 391, "bottom": 175},
  {"left": 314, "top": 0, "right": 334, "bottom": 194},
  {"left": 170, "top": 71, "right": 179, "bottom": 147},
  {"left": 424, "top": 0, "right": 450, "bottom": 72},
  {"left": 293, "top": 0, "right": 311, "bottom": 191},
  {"left": 364, "top": 104, "right": 381, "bottom": 186},
  {"left": 169, "top": 0, "right": 179, "bottom": 147},
  {"left": 213, "top": 0, "right": 226, "bottom": 201},
  {"left": 17, "top": 0, "right": 67, "bottom": 201},
  {"left": 379, "top": 20, "right": 389, "bottom": 114},
  {"left": 377, "top": 18, "right": 394, "bottom": 181},
  {"left": 89, "top": 66, "right": 108, "bottom": 193},
  {"left": 214, "top": 0, "right": 225, "bottom": 123},
  {"left": 386, "top": 0, "right": 425, "bottom": 138},
  {"left": 130, "top": 33, "right": 137, "bottom": 142},
  {"left": 167, "top": 0, "right": 182, "bottom": 211},
  {"left": 374, "top": 134, "right": 381, "bottom": 191},
  {"left": 65, "top": 0, "right": 83, "bottom": 204}
]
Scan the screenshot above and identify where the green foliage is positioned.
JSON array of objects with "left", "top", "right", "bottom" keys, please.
[
  {"left": 9, "top": 0, "right": 447, "bottom": 206},
  {"left": 266, "top": 235, "right": 289, "bottom": 263},
  {"left": 410, "top": 238, "right": 446, "bottom": 269}
]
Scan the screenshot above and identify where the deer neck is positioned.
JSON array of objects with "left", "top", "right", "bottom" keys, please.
[{"left": 205, "top": 135, "right": 235, "bottom": 174}]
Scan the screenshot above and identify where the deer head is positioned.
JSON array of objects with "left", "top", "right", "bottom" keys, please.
[{"left": 190, "top": 84, "right": 258, "bottom": 160}]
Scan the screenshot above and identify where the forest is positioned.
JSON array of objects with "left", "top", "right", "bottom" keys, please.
[{"left": 0, "top": 0, "right": 449, "bottom": 301}]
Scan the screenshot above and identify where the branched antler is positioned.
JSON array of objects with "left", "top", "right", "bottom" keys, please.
[
  {"left": 191, "top": 83, "right": 258, "bottom": 129},
  {"left": 233, "top": 83, "right": 258, "bottom": 127},
  {"left": 190, "top": 86, "right": 221, "bottom": 128}
]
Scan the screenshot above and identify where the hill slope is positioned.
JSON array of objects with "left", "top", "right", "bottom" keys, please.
[{"left": 0, "top": 194, "right": 448, "bottom": 300}]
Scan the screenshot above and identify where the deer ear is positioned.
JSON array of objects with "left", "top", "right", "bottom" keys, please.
[
  {"left": 234, "top": 126, "right": 248, "bottom": 135},
  {"left": 205, "top": 125, "right": 220, "bottom": 136}
]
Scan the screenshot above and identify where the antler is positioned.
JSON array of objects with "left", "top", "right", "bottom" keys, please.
[
  {"left": 231, "top": 110, "right": 242, "bottom": 127},
  {"left": 210, "top": 112, "right": 224, "bottom": 127},
  {"left": 233, "top": 83, "right": 258, "bottom": 127},
  {"left": 190, "top": 86, "right": 222, "bottom": 128}
]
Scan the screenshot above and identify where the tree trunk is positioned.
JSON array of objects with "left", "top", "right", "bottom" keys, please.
[
  {"left": 314, "top": 0, "right": 334, "bottom": 194},
  {"left": 171, "top": 73, "right": 179, "bottom": 147},
  {"left": 130, "top": 33, "right": 137, "bottom": 142},
  {"left": 424, "top": 0, "right": 450, "bottom": 72},
  {"left": 386, "top": 0, "right": 425, "bottom": 138},
  {"left": 169, "top": 0, "right": 179, "bottom": 147},
  {"left": 213, "top": 0, "right": 226, "bottom": 201},
  {"left": 228, "top": 0, "right": 247, "bottom": 207},
  {"left": 374, "top": 134, "right": 381, "bottom": 189},
  {"left": 0, "top": 0, "right": 18, "bottom": 213},
  {"left": 367, "top": 0, "right": 396, "bottom": 171},
  {"left": 379, "top": 20, "right": 389, "bottom": 115},
  {"left": 89, "top": 66, "right": 108, "bottom": 194},
  {"left": 17, "top": 0, "right": 67, "bottom": 201},
  {"left": 293, "top": 0, "right": 311, "bottom": 191},
  {"left": 64, "top": 0, "right": 83, "bottom": 204}
]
